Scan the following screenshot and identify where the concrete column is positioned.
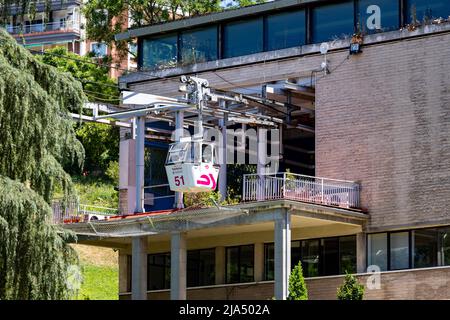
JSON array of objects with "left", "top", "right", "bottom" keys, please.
[
  {"left": 218, "top": 100, "right": 227, "bottom": 201},
  {"left": 118, "top": 252, "right": 129, "bottom": 294},
  {"left": 131, "top": 236, "right": 148, "bottom": 300},
  {"left": 254, "top": 242, "right": 265, "bottom": 282},
  {"left": 119, "top": 128, "right": 136, "bottom": 215},
  {"left": 170, "top": 232, "right": 187, "bottom": 300},
  {"left": 356, "top": 232, "right": 367, "bottom": 273},
  {"left": 174, "top": 111, "right": 184, "bottom": 209},
  {"left": 134, "top": 116, "right": 145, "bottom": 213},
  {"left": 274, "top": 209, "right": 291, "bottom": 300},
  {"left": 215, "top": 246, "right": 226, "bottom": 285}
]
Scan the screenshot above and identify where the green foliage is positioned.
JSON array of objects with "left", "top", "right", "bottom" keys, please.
[
  {"left": 106, "top": 161, "right": 119, "bottom": 185},
  {"left": 0, "top": 29, "right": 84, "bottom": 299},
  {"left": 75, "top": 122, "right": 119, "bottom": 173},
  {"left": 337, "top": 273, "right": 365, "bottom": 300},
  {"left": 72, "top": 175, "right": 118, "bottom": 209},
  {"left": 184, "top": 191, "right": 221, "bottom": 208},
  {"left": 39, "top": 47, "right": 120, "bottom": 174},
  {"left": 288, "top": 261, "right": 308, "bottom": 300}
]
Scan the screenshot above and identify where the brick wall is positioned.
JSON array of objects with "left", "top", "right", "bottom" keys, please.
[
  {"left": 119, "top": 266, "right": 450, "bottom": 300},
  {"left": 315, "top": 33, "right": 450, "bottom": 230}
]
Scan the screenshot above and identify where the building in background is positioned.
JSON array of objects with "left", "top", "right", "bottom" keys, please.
[
  {"left": 3, "top": 0, "right": 136, "bottom": 78},
  {"left": 59, "top": 0, "right": 450, "bottom": 300}
]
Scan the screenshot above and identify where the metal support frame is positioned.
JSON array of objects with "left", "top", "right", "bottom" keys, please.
[
  {"left": 218, "top": 99, "right": 228, "bottom": 201},
  {"left": 174, "top": 111, "right": 184, "bottom": 209},
  {"left": 134, "top": 116, "right": 145, "bottom": 213}
]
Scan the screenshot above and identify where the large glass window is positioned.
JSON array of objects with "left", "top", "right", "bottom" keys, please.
[
  {"left": 264, "top": 243, "right": 274, "bottom": 281},
  {"left": 358, "top": 0, "right": 399, "bottom": 33},
  {"left": 321, "top": 237, "right": 339, "bottom": 276},
  {"left": 187, "top": 249, "right": 215, "bottom": 287},
  {"left": 301, "top": 239, "right": 320, "bottom": 277},
  {"left": 413, "top": 229, "right": 438, "bottom": 268},
  {"left": 181, "top": 27, "right": 218, "bottom": 65},
  {"left": 226, "top": 245, "right": 254, "bottom": 283},
  {"left": 406, "top": 0, "right": 450, "bottom": 23},
  {"left": 223, "top": 18, "right": 263, "bottom": 58},
  {"left": 390, "top": 232, "right": 410, "bottom": 270},
  {"left": 148, "top": 253, "right": 171, "bottom": 290},
  {"left": 340, "top": 236, "right": 357, "bottom": 274},
  {"left": 142, "top": 34, "right": 178, "bottom": 70},
  {"left": 312, "top": 1, "right": 355, "bottom": 44},
  {"left": 266, "top": 10, "right": 306, "bottom": 51},
  {"left": 368, "top": 233, "right": 388, "bottom": 271},
  {"left": 439, "top": 228, "right": 450, "bottom": 266}
]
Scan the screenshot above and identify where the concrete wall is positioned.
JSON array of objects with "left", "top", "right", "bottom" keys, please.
[
  {"left": 315, "top": 32, "right": 450, "bottom": 231},
  {"left": 119, "top": 266, "right": 450, "bottom": 300}
]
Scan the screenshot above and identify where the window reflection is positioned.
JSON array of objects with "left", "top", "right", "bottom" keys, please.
[
  {"left": 368, "top": 233, "right": 388, "bottom": 271},
  {"left": 142, "top": 34, "right": 178, "bottom": 70},
  {"left": 267, "top": 10, "right": 306, "bottom": 51},
  {"left": 312, "top": 1, "right": 355, "bottom": 43},
  {"left": 223, "top": 18, "right": 263, "bottom": 58},
  {"left": 406, "top": 0, "right": 450, "bottom": 23},
  {"left": 181, "top": 27, "right": 218, "bottom": 64},
  {"left": 358, "top": 0, "right": 399, "bottom": 33}
]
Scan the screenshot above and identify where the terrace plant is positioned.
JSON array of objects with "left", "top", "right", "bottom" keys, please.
[
  {"left": 337, "top": 273, "right": 365, "bottom": 300},
  {"left": 288, "top": 261, "right": 308, "bottom": 300}
]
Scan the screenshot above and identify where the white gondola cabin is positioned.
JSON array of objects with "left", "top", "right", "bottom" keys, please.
[{"left": 165, "top": 139, "right": 220, "bottom": 192}]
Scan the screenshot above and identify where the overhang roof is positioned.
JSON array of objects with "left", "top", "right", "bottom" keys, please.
[{"left": 115, "top": 0, "right": 321, "bottom": 41}]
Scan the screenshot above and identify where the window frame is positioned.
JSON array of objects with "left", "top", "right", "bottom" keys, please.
[{"left": 225, "top": 244, "right": 255, "bottom": 284}]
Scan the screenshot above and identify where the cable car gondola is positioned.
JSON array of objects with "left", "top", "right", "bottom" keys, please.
[{"left": 165, "top": 138, "right": 219, "bottom": 192}]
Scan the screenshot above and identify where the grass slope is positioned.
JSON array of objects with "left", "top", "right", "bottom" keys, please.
[{"left": 72, "top": 244, "right": 118, "bottom": 300}]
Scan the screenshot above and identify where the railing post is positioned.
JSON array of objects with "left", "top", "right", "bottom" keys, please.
[
  {"left": 283, "top": 172, "right": 286, "bottom": 198},
  {"left": 321, "top": 178, "right": 324, "bottom": 203}
]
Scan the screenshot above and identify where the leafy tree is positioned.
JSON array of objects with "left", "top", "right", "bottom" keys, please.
[
  {"left": 288, "top": 261, "right": 308, "bottom": 300},
  {"left": 0, "top": 28, "right": 84, "bottom": 299},
  {"left": 39, "top": 47, "right": 120, "bottom": 174},
  {"left": 337, "top": 273, "right": 365, "bottom": 300}
]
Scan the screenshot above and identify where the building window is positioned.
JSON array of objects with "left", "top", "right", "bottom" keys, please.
[
  {"left": 439, "top": 228, "right": 450, "bottom": 266},
  {"left": 91, "top": 42, "right": 107, "bottom": 57},
  {"left": 312, "top": 1, "right": 355, "bottom": 43},
  {"left": 406, "top": 0, "right": 450, "bottom": 23},
  {"left": 141, "top": 34, "right": 178, "bottom": 70},
  {"left": 266, "top": 10, "right": 306, "bottom": 51},
  {"left": 301, "top": 239, "right": 320, "bottom": 277},
  {"left": 147, "top": 253, "right": 170, "bottom": 290},
  {"left": 264, "top": 243, "right": 274, "bottom": 281},
  {"left": 358, "top": 0, "right": 399, "bottom": 33},
  {"left": 226, "top": 245, "right": 254, "bottom": 284},
  {"left": 187, "top": 248, "right": 215, "bottom": 287},
  {"left": 390, "top": 232, "right": 410, "bottom": 270},
  {"left": 264, "top": 236, "right": 357, "bottom": 280},
  {"left": 126, "top": 255, "right": 132, "bottom": 292},
  {"left": 413, "top": 229, "right": 438, "bottom": 268},
  {"left": 181, "top": 27, "right": 218, "bottom": 65},
  {"left": 321, "top": 237, "right": 339, "bottom": 276},
  {"left": 368, "top": 233, "right": 388, "bottom": 271},
  {"left": 223, "top": 18, "right": 263, "bottom": 58},
  {"left": 339, "top": 236, "right": 357, "bottom": 274}
]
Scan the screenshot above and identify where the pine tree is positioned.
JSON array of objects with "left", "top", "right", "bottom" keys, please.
[
  {"left": 337, "top": 273, "right": 365, "bottom": 300},
  {"left": 0, "top": 28, "right": 85, "bottom": 299},
  {"left": 288, "top": 261, "right": 308, "bottom": 300}
]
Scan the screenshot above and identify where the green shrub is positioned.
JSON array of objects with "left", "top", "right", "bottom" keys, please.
[
  {"left": 288, "top": 261, "right": 308, "bottom": 300},
  {"left": 337, "top": 273, "right": 365, "bottom": 300},
  {"left": 106, "top": 160, "right": 119, "bottom": 185}
]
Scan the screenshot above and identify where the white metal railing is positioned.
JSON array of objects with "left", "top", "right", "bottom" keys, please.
[
  {"left": 7, "top": 21, "right": 80, "bottom": 35},
  {"left": 51, "top": 201, "right": 119, "bottom": 224},
  {"left": 242, "top": 172, "right": 360, "bottom": 209}
]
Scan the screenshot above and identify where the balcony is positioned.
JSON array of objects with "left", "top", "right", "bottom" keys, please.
[
  {"left": 7, "top": 21, "right": 80, "bottom": 37},
  {"left": 242, "top": 173, "right": 360, "bottom": 209}
]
